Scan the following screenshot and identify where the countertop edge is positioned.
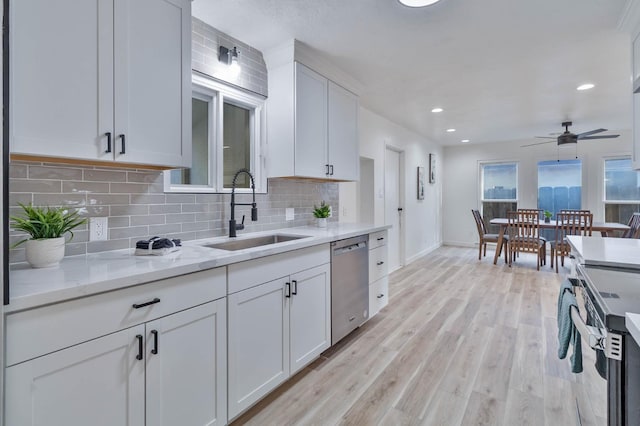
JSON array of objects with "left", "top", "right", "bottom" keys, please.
[
  {"left": 626, "top": 313, "right": 640, "bottom": 346},
  {"left": 6, "top": 224, "right": 391, "bottom": 313}
]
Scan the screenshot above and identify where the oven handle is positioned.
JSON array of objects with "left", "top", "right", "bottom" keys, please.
[{"left": 570, "top": 306, "right": 606, "bottom": 352}]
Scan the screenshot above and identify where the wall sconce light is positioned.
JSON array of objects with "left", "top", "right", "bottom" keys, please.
[{"left": 219, "top": 45, "right": 241, "bottom": 77}]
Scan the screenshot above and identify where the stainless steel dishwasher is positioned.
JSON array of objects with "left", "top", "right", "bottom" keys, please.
[{"left": 331, "top": 235, "right": 369, "bottom": 345}]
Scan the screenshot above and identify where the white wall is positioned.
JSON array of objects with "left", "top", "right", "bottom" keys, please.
[
  {"left": 442, "top": 131, "right": 633, "bottom": 246},
  {"left": 340, "top": 107, "right": 443, "bottom": 264}
]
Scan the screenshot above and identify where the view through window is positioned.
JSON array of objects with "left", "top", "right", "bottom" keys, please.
[
  {"left": 604, "top": 158, "right": 640, "bottom": 223},
  {"left": 481, "top": 162, "right": 518, "bottom": 233},
  {"left": 537, "top": 159, "right": 582, "bottom": 218}
]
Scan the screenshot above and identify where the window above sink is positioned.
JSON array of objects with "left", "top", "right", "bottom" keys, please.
[{"left": 164, "top": 72, "right": 267, "bottom": 194}]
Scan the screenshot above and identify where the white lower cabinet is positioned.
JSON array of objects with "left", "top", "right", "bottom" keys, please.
[
  {"left": 227, "top": 256, "right": 331, "bottom": 421},
  {"left": 368, "top": 231, "right": 389, "bottom": 318},
  {"left": 5, "top": 269, "right": 227, "bottom": 426},
  {"left": 6, "top": 326, "right": 146, "bottom": 426}
]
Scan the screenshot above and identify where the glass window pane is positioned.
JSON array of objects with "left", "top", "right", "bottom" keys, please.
[
  {"left": 223, "top": 102, "right": 251, "bottom": 188},
  {"left": 605, "top": 158, "right": 640, "bottom": 201},
  {"left": 605, "top": 203, "right": 640, "bottom": 224},
  {"left": 482, "top": 201, "right": 517, "bottom": 234},
  {"left": 482, "top": 163, "right": 517, "bottom": 200},
  {"left": 171, "top": 97, "right": 209, "bottom": 185},
  {"left": 537, "top": 159, "right": 582, "bottom": 218}
]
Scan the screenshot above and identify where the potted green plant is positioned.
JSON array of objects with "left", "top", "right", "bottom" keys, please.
[
  {"left": 10, "top": 203, "right": 87, "bottom": 268},
  {"left": 544, "top": 210, "right": 553, "bottom": 223},
  {"left": 313, "top": 201, "right": 331, "bottom": 228}
]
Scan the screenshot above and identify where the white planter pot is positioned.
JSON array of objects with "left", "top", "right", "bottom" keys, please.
[
  {"left": 317, "top": 218, "right": 327, "bottom": 228},
  {"left": 25, "top": 237, "right": 65, "bottom": 268}
]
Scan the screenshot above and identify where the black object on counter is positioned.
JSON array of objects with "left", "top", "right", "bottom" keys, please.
[{"left": 136, "top": 236, "right": 181, "bottom": 250}]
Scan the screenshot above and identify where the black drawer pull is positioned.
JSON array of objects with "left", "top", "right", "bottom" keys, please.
[
  {"left": 325, "top": 164, "right": 330, "bottom": 175},
  {"left": 136, "top": 334, "right": 143, "bottom": 360},
  {"left": 151, "top": 330, "right": 159, "bottom": 355},
  {"left": 329, "top": 165, "right": 334, "bottom": 175},
  {"left": 119, "top": 134, "right": 126, "bottom": 154},
  {"left": 377, "top": 237, "right": 384, "bottom": 241},
  {"left": 377, "top": 261, "right": 384, "bottom": 266},
  {"left": 377, "top": 294, "right": 384, "bottom": 299},
  {"left": 292, "top": 280, "right": 298, "bottom": 295},
  {"left": 105, "top": 132, "right": 112, "bottom": 153},
  {"left": 132, "top": 297, "right": 160, "bottom": 309},
  {"left": 285, "top": 282, "right": 291, "bottom": 298}
]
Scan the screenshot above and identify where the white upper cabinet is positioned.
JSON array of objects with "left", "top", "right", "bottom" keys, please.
[
  {"left": 10, "top": 0, "right": 191, "bottom": 168},
  {"left": 328, "top": 81, "right": 359, "bottom": 181},
  {"left": 267, "top": 61, "right": 359, "bottom": 180}
]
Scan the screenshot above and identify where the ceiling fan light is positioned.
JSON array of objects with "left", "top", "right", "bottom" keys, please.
[
  {"left": 577, "top": 83, "right": 595, "bottom": 91},
  {"left": 398, "top": 0, "right": 443, "bottom": 7}
]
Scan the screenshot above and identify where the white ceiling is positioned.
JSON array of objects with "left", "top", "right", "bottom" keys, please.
[{"left": 193, "top": 0, "right": 633, "bottom": 146}]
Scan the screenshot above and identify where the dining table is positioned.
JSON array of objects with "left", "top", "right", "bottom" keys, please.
[{"left": 489, "top": 218, "right": 630, "bottom": 265}]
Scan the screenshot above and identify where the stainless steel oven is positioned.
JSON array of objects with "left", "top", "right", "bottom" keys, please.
[{"left": 574, "top": 264, "right": 640, "bottom": 426}]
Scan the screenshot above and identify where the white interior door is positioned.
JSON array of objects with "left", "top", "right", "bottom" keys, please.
[{"left": 385, "top": 148, "right": 403, "bottom": 272}]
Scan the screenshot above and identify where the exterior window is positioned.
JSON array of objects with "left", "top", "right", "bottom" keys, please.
[
  {"left": 165, "top": 74, "right": 265, "bottom": 193},
  {"left": 537, "top": 159, "right": 582, "bottom": 218},
  {"left": 604, "top": 157, "right": 640, "bottom": 223},
  {"left": 480, "top": 162, "right": 518, "bottom": 233}
]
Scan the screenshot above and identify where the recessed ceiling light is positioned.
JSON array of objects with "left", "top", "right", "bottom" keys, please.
[
  {"left": 461, "top": 139, "right": 470, "bottom": 143},
  {"left": 446, "top": 128, "right": 456, "bottom": 132},
  {"left": 431, "top": 107, "right": 443, "bottom": 113},
  {"left": 577, "top": 83, "right": 595, "bottom": 91},
  {"left": 398, "top": 0, "right": 442, "bottom": 7}
]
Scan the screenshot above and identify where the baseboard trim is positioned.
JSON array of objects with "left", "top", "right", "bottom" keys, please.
[
  {"left": 443, "top": 241, "right": 476, "bottom": 248},
  {"left": 406, "top": 241, "right": 443, "bottom": 265}
]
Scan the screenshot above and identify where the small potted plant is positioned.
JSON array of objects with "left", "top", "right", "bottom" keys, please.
[
  {"left": 10, "top": 203, "right": 87, "bottom": 268},
  {"left": 313, "top": 201, "right": 331, "bottom": 228},
  {"left": 544, "top": 210, "right": 553, "bottom": 223}
]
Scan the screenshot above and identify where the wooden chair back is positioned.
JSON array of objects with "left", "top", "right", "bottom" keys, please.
[
  {"left": 471, "top": 209, "right": 487, "bottom": 237},
  {"left": 622, "top": 213, "right": 640, "bottom": 238},
  {"left": 507, "top": 210, "right": 540, "bottom": 253},
  {"left": 555, "top": 211, "right": 593, "bottom": 242}
]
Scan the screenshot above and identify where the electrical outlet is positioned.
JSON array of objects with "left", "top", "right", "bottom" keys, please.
[
  {"left": 89, "top": 217, "right": 108, "bottom": 241},
  {"left": 328, "top": 205, "right": 333, "bottom": 218},
  {"left": 285, "top": 208, "right": 295, "bottom": 221}
]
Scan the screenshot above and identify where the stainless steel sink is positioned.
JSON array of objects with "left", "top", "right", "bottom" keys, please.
[{"left": 202, "top": 234, "right": 309, "bottom": 251}]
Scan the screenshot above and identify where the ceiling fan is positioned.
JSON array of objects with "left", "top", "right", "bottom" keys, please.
[{"left": 522, "top": 121, "right": 620, "bottom": 147}]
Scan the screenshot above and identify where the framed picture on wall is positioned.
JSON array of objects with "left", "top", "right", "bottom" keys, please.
[
  {"left": 429, "top": 153, "right": 436, "bottom": 183},
  {"left": 417, "top": 166, "right": 425, "bottom": 200}
]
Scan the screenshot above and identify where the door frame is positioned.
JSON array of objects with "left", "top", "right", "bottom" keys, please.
[{"left": 384, "top": 144, "right": 405, "bottom": 271}]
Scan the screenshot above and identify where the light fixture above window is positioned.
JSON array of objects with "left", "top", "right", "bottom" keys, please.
[
  {"left": 398, "top": 0, "right": 443, "bottom": 7},
  {"left": 219, "top": 45, "right": 241, "bottom": 77}
]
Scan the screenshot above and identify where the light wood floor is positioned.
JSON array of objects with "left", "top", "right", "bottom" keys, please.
[{"left": 232, "top": 246, "right": 606, "bottom": 426}]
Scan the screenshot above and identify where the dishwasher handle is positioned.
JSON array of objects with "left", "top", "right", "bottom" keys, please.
[{"left": 332, "top": 241, "right": 367, "bottom": 255}]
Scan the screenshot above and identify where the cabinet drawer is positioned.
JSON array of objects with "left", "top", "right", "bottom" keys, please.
[
  {"left": 369, "top": 230, "right": 388, "bottom": 250},
  {"left": 228, "top": 244, "right": 330, "bottom": 294},
  {"left": 369, "top": 276, "right": 389, "bottom": 318},
  {"left": 6, "top": 268, "right": 226, "bottom": 367},
  {"left": 369, "top": 245, "right": 388, "bottom": 283}
]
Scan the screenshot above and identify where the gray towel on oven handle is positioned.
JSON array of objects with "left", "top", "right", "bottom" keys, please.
[{"left": 557, "top": 281, "right": 583, "bottom": 373}]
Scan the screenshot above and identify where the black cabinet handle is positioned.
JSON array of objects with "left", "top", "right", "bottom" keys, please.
[
  {"left": 105, "top": 132, "right": 112, "bottom": 153},
  {"left": 377, "top": 294, "right": 384, "bottom": 299},
  {"left": 292, "top": 280, "right": 298, "bottom": 295},
  {"left": 136, "top": 334, "right": 143, "bottom": 360},
  {"left": 132, "top": 297, "right": 160, "bottom": 309},
  {"left": 377, "top": 237, "right": 384, "bottom": 241},
  {"left": 285, "top": 282, "right": 291, "bottom": 298},
  {"left": 151, "top": 330, "right": 158, "bottom": 355},
  {"left": 119, "top": 134, "right": 126, "bottom": 154},
  {"left": 329, "top": 165, "right": 334, "bottom": 175},
  {"left": 325, "top": 164, "right": 330, "bottom": 175},
  {"left": 377, "top": 261, "right": 384, "bottom": 266}
]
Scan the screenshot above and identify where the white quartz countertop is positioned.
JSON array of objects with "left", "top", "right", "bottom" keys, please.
[
  {"left": 627, "top": 313, "right": 640, "bottom": 346},
  {"left": 567, "top": 236, "right": 640, "bottom": 270},
  {"left": 7, "top": 223, "right": 390, "bottom": 313}
]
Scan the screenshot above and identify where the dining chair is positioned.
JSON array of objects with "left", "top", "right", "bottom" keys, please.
[
  {"left": 622, "top": 212, "right": 640, "bottom": 238},
  {"left": 516, "top": 208, "right": 547, "bottom": 263},
  {"left": 506, "top": 210, "right": 545, "bottom": 270},
  {"left": 551, "top": 210, "right": 593, "bottom": 273},
  {"left": 471, "top": 209, "right": 507, "bottom": 262}
]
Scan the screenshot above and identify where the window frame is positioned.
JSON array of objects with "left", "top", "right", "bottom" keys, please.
[
  {"left": 603, "top": 156, "right": 640, "bottom": 204},
  {"left": 479, "top": 161, "right": 519, "bottom": 204},
  {"left": 164, "top": 72, "right": 267, "bottom": 194}
]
